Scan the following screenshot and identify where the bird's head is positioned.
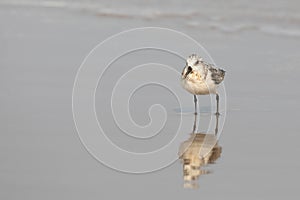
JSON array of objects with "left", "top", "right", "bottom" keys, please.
[{"left": 182, "top": 54, "right": 203, "bottom": 79}]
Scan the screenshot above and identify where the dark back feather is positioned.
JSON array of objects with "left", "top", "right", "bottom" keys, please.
[
  {"left": 201, "top": 61, "right": 226, "bottom": 84},
  {"left": 210, "top": 67, "right": 225, "bottom": 84}
]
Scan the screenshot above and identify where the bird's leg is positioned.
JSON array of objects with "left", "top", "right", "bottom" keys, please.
[
  {"left": 215, "top": 93, "right": 220, "bottom": 116},
  {"left": 194, "top": 95, "right": 197, "bottom": 115},
  {"left": 215, "top": 111, "right": 219, "bottom": 136},
  {"left": 192, "top": 110, "right": 197, "bottom": 133}
]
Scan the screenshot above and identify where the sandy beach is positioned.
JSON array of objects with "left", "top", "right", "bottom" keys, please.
[{"left": 1, "top": 0, "right": 300, "bottom": 199}]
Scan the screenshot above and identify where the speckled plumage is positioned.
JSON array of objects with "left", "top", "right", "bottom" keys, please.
[
  {"left": 181, "top": 54, "right": 225, "bottom": 95},
  {"left": 181, "top": 54, "right": 226, "bottom": 114}
]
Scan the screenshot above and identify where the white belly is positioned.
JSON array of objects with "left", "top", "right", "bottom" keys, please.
[{"left": 181, "top": 79, "right": 217, "bottom": 95}]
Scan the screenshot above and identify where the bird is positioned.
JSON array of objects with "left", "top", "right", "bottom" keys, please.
[{"left": 181, "top": 54, "right": 225, "bottom": 115}]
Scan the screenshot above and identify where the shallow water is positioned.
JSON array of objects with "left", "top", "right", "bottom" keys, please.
[{"left": 1, "top": 1, "right": 300, "bottom": 199}]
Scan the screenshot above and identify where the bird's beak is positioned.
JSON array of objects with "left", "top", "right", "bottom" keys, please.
[{"left": 184, "top": 66, "right": 192, "bottom": 78}]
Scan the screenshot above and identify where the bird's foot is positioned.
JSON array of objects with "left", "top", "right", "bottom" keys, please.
[{"left": 215, "top": 112, "right": 220, "bottom": 116}]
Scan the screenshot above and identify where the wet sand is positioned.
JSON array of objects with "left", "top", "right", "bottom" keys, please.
[{"left": 1, "top": 1, "right": 300, "bottom": 199}]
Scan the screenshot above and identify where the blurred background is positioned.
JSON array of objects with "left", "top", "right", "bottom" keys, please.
[{"left": 1, "top": 0, "right": 300, "bottom": 199}]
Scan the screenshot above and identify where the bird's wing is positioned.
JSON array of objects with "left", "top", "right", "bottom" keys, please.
[{"left": 202, "top": 61, "right": 226, "bottom": 84}]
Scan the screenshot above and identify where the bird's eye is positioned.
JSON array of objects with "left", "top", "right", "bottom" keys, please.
[{"left": 188, "top": 66, "right": 192, "bottom": 71}]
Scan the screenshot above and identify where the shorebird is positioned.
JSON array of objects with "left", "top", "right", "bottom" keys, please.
[{"left": 181, "top": 54, "right": 225, "bottom": 115}]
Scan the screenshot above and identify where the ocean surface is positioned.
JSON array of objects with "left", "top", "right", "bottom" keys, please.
[{"left": 2, "top": 0, "right": 300, "bottom": 37}]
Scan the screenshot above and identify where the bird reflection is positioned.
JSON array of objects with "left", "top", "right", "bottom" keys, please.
[{"left": 178, "top": 114, "right": 222, "bottom": 189}]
